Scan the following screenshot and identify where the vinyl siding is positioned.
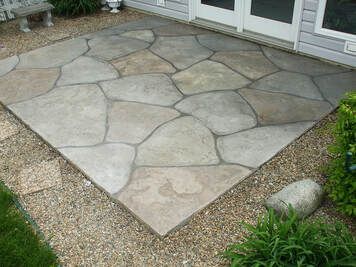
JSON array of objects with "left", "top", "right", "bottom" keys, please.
[
  {"left": 124, "top": 0, "right": 189, "bottom": 21},
  {"left": 297, "top": 0, "right": 356, "bottom": 67}
]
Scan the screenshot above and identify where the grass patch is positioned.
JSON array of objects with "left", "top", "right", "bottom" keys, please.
[
  {"left": 223, "top": 207, "right": 356, "bottom": 267},
  {"left": 0, "top": 182, "right": 58, "bottom": 267}
]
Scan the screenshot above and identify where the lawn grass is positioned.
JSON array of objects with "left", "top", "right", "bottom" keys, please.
[{"left": 0, "top": 182, "right": 58, "bottom": 267}]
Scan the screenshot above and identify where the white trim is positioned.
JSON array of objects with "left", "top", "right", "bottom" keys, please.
[
  {"left": 294, "top": 0, "right": 305, "bottom": 50},
  {"left": 314, "top": 0, "right": 356, "bottom": 42}
]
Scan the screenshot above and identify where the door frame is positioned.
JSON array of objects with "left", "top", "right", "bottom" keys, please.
[{"left": 190, "top": 0, "right": 303, "bottom": 45}]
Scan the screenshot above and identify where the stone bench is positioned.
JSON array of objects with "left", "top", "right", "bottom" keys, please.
[{"left": 11, "top": 2, "right": 54, "bottom": 32}]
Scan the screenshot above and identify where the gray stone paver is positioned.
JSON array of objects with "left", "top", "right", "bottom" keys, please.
[
  {"left": 0, "top": 16, "right": 353, "bottom": 236},
  {"left": 250, "top": 71, "right": 324, "bottom": 100},
  {"left": 175, "top": 91, "right": 256, "bottom": 135},
  {"left": 0, "top": 55, "right": 19, "bottom": 76},
  {"left": 107, "top": 102, "right": 180, "bottom": 144},
  {"left": 198, "top": 33, "right": 260, "bottom": 51},
  {"left": 136, "top": 116, "right": 219, "bottom": 166},
  {"left": 87, "top": 36, "right": 150, "bottom": 60},
  {"left": 172, "top": 60, "right": 250, "bottom": 94},
  {"left": 100, "top": 74, "right": 182, "bottom": 106},
  {"left": 211, "top": 51, "right": 278, "bottom": 80},
  {"left": 239, "top": 88, "right": 333, "bottom": 125},
  {"left": 9, "top": 84, "right": 106, "bottom": 147},
  {"left": 115, "top": 165, "right": 251, "bottom": 236},
  {"left": 58, "top": 56, "right": 118, "bottom": 86},
  {"left": 0, "top": 68, "right": 60, "bottom": 105},
  {"left": 217, "top": 122, "right": 314, "bottom": 168},
  {"left": 314, "top": 71, "right": 356, "bottom": 106},
  {"left": 150, "top": 36, "right": 213, "bottom": 69},
  {"left": 111, "top": 49, "right": 176, "bottom": 76},
  {"left": 18, "top": 38, "right": 88, "bottom": 69},
  {"left": 60, "top": 144, "right": 135, "bottom": 195}
]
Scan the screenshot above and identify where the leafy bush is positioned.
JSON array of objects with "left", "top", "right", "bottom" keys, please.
[
  {"left": 49, "top": 0, "right": 100, "bottom": 17},
  {"left": 325, "top": 92, "right": 356, "bottom": 216},
  {"left": 223, "top": 207, "right": 356, "bottom": 267}
]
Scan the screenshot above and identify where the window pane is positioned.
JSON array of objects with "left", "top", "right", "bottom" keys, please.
[
  {"left": 251, "top": 0, "right": 295, "bottom": 24},
  {"left": 201, "top": 0, "right": 235, "bottom": 11},
  {"left": 323, "top": 0, "right": 356, "bottom": 35}
]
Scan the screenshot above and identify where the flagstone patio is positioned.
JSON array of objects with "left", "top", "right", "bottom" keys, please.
[{"left": 0, "top": 16, "right": 355, "bottom": 236}]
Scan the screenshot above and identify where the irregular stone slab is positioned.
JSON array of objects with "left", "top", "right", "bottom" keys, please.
[
  {"left": 261, "top": 46, "right": 345, "bottom": 76},
  {"left": 111, "top": 49, "right": 176, "bottom": 76},
  {"left": 60, "top": 144, "right": 135, "bottom": 195},
  {"left": 87, "top": 36, "right": 150, "bottom": 60},
  {"left": 239, "top": 89, "right": 332, "bottom": 125},
  {"left": 153, "top": 23, "right": 210, "bottom": 36},
  {"left": 0, "top": 55, "right": 19, "bottom": 76},
  {"left": 121, "top": 30, "right": 155, "bottom": 43},
  {"left": 18, "top": 38, "right": 88, "bottom": 69},
  {"left": 57, "top": 56, "right": 118, "bottom": 86},
  {"left": 9, "top": 84, "right": 106, "bottom": 147},
  {"left": 0, "top": 68, "right": 59, "bottom": 105},
  {"left": 116, "top": 165, "right": 251, "bottom": 236},
  {"left": 136, "top": 116, "right": 219, "bottom": 166},
  {"left": 107, "top": 102, "right": 180, "bottom": 144},
  {"left": 217, "top": 122, "right": 314, "bottom": 168},
  {"left": 150, "top": 36, "right": 213, "bottom": 69},
  {"left": 108, "top": 16, "right": 174, "bottom": 32},
  {"left": 198, "top": 33, "right": 260, "bottom": 51},
  {"left": 18, "top": 159, "right": 62, "bottom": 195},
  {"left": 250, "top": 71, "right": 323, "bottom": 100},
  {"left": 314, "top": 71, "right": 356, "bottom": 106},
  {"left": 175, "top": 92, "right": 256, "bottom": 135},
  {"left": 100, "top": 74, "right": 182, "bottom": 106},
  {"left": 0, "top": 115, "right": 19, "bottom": 141},
  {"left": 212, "top": 51, "right": 278, "bottom": 80},
  {"left": 172, "top": 60, "right": 250, "bottom": 94},
  {"left": 80, "top": 28, "right": 125, "bottom": 39},
  {"left": 265, "top": 179, "right": 323, "bottom": 218}
]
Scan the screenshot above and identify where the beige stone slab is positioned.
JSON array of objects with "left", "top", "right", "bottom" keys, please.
[
  {"left": 121, "top": 30, "right": 155, "bottom": 43},
  {"left": 107, "top": 102, "right": 180, "bottom": 144},
  {"left": 136, "top": 116, "right": 219, "bottom": 166},
  {"left": 0, "top": 56, "right": 19, "bottom": 76},
  {"left": 111, "top": 50, "right": 176, "bottom": 76},
  {"left": 115, "top": 165, "right": 251, "bottom": 236},
  {"left": 0, "top": 68, "right": 60, "bottom": 105},
  {"left": 18, "top": 158, "right": 62, "bottom": 195}
]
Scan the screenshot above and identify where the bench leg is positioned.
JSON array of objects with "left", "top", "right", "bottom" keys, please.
[
  {"left": 42, "top": 10, "right": 54, "bottom": 27},
  {"left": 19, "top": 17, "right": 31, "bottom": 33}
]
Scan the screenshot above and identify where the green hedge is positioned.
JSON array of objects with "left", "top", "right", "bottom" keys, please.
[
  {"left": 223, "top": 207, "right": 356, "bottom": 266},
  {"left": 325, "top": 91, "right": 356, "bottom": 216},
  {"left": 49, "top": 0, "right": 100, "bottom": 17}
]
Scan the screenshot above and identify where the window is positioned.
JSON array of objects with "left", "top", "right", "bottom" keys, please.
[{"left": 315, "top": 0, "right": 356, "bottom": 42}]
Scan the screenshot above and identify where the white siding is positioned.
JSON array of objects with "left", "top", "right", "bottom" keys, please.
[
  {"left": 124, "top": 0, "right": 189, "bottom": 21},
  {"left": 297, "top": 0, "right": 356, "bottom": 67}
]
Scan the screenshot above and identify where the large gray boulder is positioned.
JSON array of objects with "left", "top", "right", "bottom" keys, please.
[{"left": 265, "top": 179, "right": 323, "bottom": 218}]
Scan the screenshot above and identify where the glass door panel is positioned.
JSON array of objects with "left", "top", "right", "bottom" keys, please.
[
  {"left": 201, "top": 0, "right": 235, "bottom": 11},
  {"left": 196, "top": 0, "right": 238, "bottom": 27},
  {"left": 251, "top": 0, "right": 295, "bottom": 23}
]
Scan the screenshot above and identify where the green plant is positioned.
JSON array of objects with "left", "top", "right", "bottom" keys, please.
[
  {"left": 223, "top": 207, "right": 356, "bottom": 267},
  {"left": 325, "top": 91, "right": 356, "bottom": 216},
  {"left": 0, "top": 182, "right": 58, "bottom": 266},
  {"left": 49, "top": 0, "right": 100, "bottom": 17}
]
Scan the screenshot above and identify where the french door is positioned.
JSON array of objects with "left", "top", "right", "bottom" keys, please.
[{"left": 195, "top": 0, "right": 301, "bottom": 42}]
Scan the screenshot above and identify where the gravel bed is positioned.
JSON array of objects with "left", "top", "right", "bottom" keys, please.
[
  {"left": 0, "top": 9, "right": 146, "bottom": 59},
  {"left": 0, "top": 102, "right": 354, "bottom": 266}
]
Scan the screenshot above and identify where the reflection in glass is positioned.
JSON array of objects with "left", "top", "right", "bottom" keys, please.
[
  {"left": 201, "top": 0, "right": 235, "bottom": 11},
  {"left": 251, "top": 0, "right": 295, "bottom": 24},
  {"left": 323, "top": 0, "right": 356, "bottom": 34}
]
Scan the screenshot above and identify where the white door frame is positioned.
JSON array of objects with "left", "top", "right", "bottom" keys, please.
[{"left": 190, "top": 0, "right": 302, "bottom": 44}]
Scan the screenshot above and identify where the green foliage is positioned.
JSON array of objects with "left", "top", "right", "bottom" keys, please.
[
  {"left": 0, "top": 182, "right": 58, "bottom": 267},
  {"left": 49, "top": 0, "right": 100, "bottom": 17},
  {"left": 223, "top": 207, "right": 356, "bottom": 267},
  {"left": 325, "top": 91, "right": 356, "bottom": 216}
]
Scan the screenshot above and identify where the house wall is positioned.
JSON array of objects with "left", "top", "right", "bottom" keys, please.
[
  {"left": 124, "top": 0, "right": 189, "bottom": 21},
  {"left": 297, "top": 0, "right": 356, "bottom": 67}
]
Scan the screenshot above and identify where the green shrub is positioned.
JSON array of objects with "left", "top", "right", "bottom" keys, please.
[
  {"left": 223, "top": 207, "right": 356, "bottom": 267},
  {"left": 325, "top": 91, "right": 356, "bottom": 216},
  {"left": 49, "top": 0, "right": 100, "bottom": 17}
]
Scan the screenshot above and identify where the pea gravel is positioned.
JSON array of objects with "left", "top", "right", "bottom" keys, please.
[{"left": 0, "top": 12, "right": 355, "bottom": 265}]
